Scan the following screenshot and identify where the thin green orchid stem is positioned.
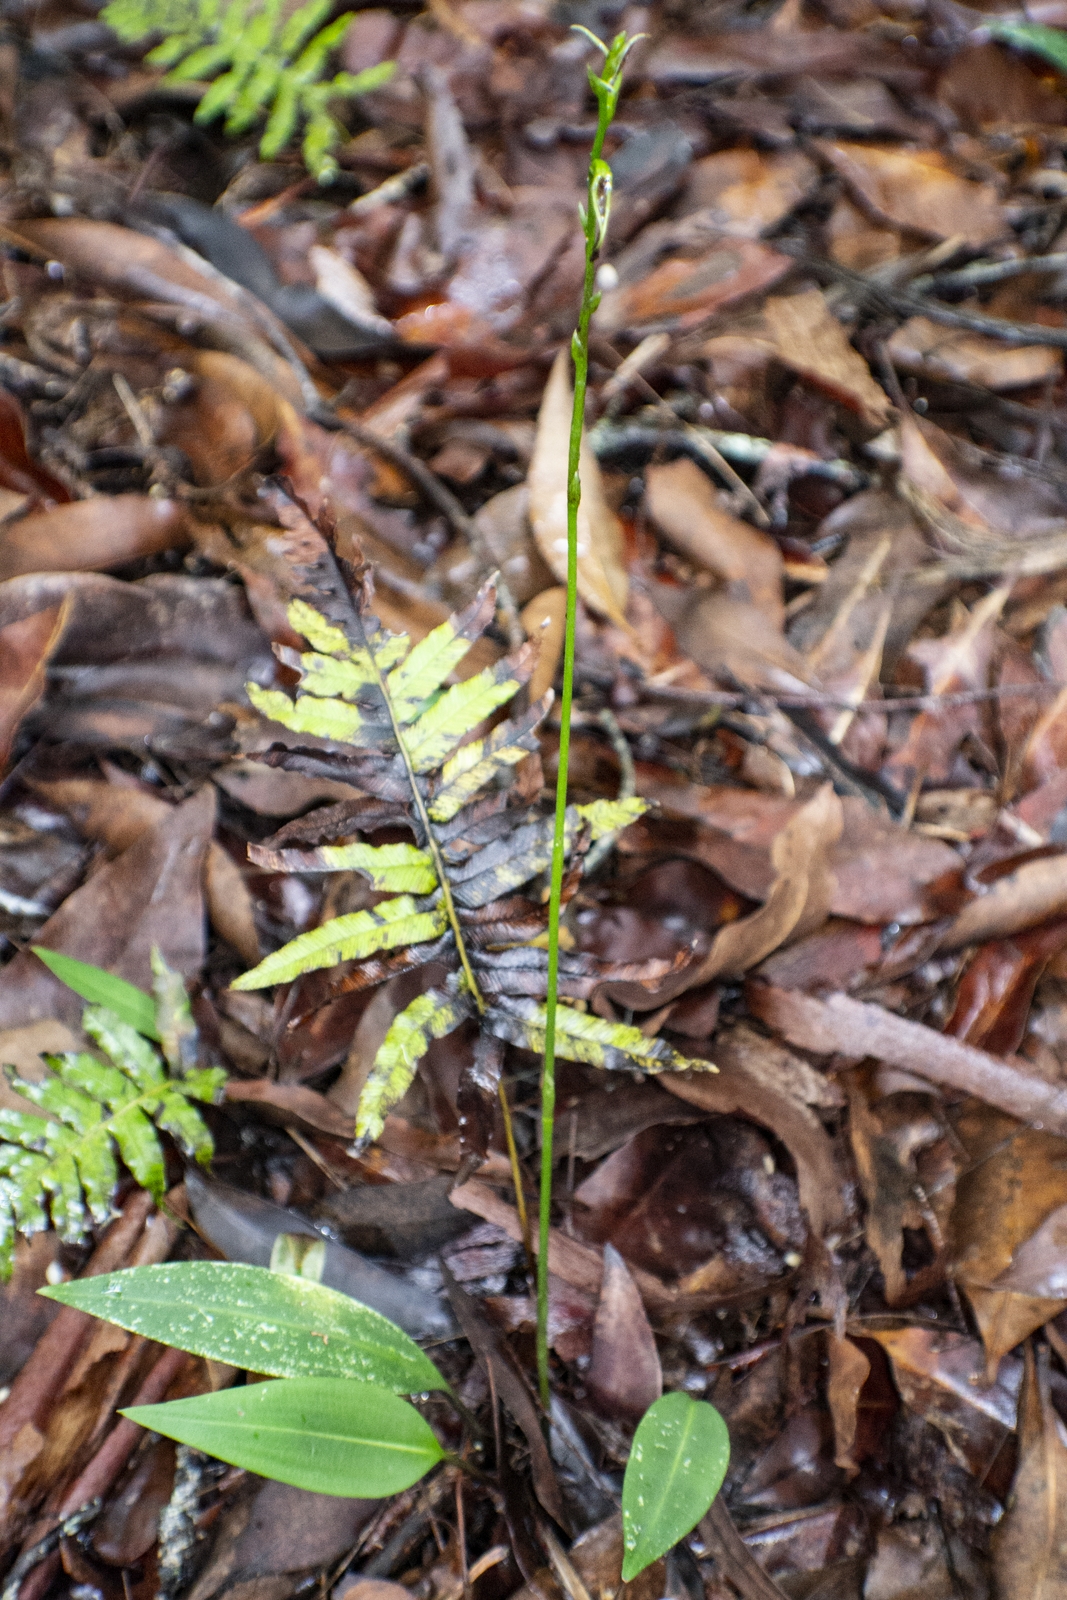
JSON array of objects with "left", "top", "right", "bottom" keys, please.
[{"left": 536, "top": 27, "right": 638, "bottom": 1410}]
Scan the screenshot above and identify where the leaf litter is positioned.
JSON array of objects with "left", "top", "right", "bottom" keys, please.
[{"left": 12, "top": 2, "right": 1067, "bottom": 1598}]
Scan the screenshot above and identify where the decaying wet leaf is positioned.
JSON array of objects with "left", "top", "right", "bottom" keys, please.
[
  {"left": 992, "top": 1345, "right": 1067, "bottom": 1600},
  {"left": 527, "top": 350, "right": 630, "bottom": 631}
]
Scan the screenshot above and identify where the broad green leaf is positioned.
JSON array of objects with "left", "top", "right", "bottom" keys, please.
[
  {"left": 621, "top": 1393, "right": 730, "bottom": 1581},
  {"left": 123, "top": 1377, "right": 444, "bottom": 1497},
  {"left": 231, "top": 898, "right": 449, "bottom": 990},
  {"left": 250, "top": 841, "right": 437, "bottom": 896},
  {"left": 357, "top": 987, "right": 473, "bottom": 1143},
  {"left": 30, "top": 949, "right": 159, "bottom": 1039},
  {"left": 988, "top": 19, "right": 1067, "bottom": 73},
  {"left": 42, "top": 1260, "right": 447, "bottom": 1391},
  {"left": 485, "top": 997, "right": 716, "bottom": 1075}
]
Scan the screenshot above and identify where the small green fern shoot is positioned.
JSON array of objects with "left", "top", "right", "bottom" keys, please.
[
  {"left": 102, "top": 0, "right": 394, "bottom": 182},
  {"left": 538, "top": 26, "right": 641, "bottom": 1408},
  {"left": 0, "top": 955, "right": 225, "bottom": 1278}
]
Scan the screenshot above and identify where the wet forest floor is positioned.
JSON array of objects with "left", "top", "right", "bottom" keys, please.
[{"left": 6, "top": 0, "right": 1067, "bottom": 1595}]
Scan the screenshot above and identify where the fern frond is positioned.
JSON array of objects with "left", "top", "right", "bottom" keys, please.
[
  {"left": 235, "top": 574, "right": 680, "bottom": 1145},
  {"left": 101, "top": 0, "right": 394, "bottom": 182},
  {"left": 0, "top": 1005, "right": 225, "bottom": 1277}
]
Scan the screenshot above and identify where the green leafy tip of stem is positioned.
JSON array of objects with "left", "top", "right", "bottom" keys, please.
[
  {"left": 124, "top": 1376, "right": 444, "bottom": 1498},
  {"left": 231, "top": 574, "right": 713, "bottom": 1149},
  {"left": 100, "top": 0, "right": 395, "bottom": 182},
  {"left": 0, "top": 954, "right": 226, "bottom": 1279},
  {"left": 537, "top": 25, "right": 640, "bottom": 1409},
  {"left": 42, "top": 1259, "right": 448, "bottom": 1393},
  {"left": 621, "top": 1392, "right": 731, "bottom": 1581}
]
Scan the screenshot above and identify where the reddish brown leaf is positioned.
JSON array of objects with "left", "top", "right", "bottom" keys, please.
[{"left": 585, "top": 1244, "right": 662, "bottom": 1421}]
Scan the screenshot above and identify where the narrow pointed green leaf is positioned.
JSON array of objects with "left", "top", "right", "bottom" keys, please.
[
  {"left": 429, "top": 695, "right": 550, "bottom": 823},
  {"left": 247, "top": 683, "right": 367, "bottom": 742},
  {"left": 42, "top": 1260, "right": 448, "bottom": 1392},
  {"left": 30, "top": 950, "right": 158, "bottom": 1039},
  {"left": 621, "top": 1394, "right": 730, "bottom": 1581},
  {"left": 403, "top": 654, "right": 530, "bottom": 774},
  {"left": 122, "top": 1378, "right": 444, "bottom": 1498},
  {"left": 386, "top": 584, "right": 496, "bottom": 723},
  {"left": 231, "top": 899, "right": 448, "bottom": 990},
  {"left": 485, "top": 997, "right": 716, "bottom": 1075},
  {"left": 357, "top": 988, "right": 472, "bottom": 1144},
  {"left": 249, "top": 841, "right": 437, "bottom": 896}
]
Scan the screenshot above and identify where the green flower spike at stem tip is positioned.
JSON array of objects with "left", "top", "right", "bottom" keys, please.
[{"left": 536, "top": 24, "right": 644, "bottom": 1411}]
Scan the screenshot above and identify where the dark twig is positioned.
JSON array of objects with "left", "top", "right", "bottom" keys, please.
[
  {"left": 779, "top": 243, "right": 1067, "bottom": 351},
  {"left": 1, "top": 1501, "right": 102, "bottom": 1600},
  {"left": 911, "top": 252, "right": 1067, "bottom": 295},
  {"left": 337, "top": 419, "right": 524, "bottom": 650},
  {"left": 642, "top": 680, "right": 1067, "bottom": 714}
]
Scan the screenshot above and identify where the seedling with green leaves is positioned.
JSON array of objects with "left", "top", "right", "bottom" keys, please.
[
  {"left": 101, "top": 0, "right": 394, "bottom": 182},
  {"left": 0, "top": 949, "right": 225, "bottom": 1279}
]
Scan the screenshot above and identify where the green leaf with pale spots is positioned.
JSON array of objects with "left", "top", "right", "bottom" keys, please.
[
  {"left": 622, "top": 1393, "right": 730, "bottom": 1580},
  {"left": 357, "top": 986, "right": 474, "bottom": 1143},
  {"left": 429, "top": 694, "right": 551, "bottom": 822},
  {"left": 231, "top": 898, "right": 449, "bottom": 990},
  {"left": 0, "top": 1007, "right": 224, "bottom": 1278},
  {"left": 248, "top": 840, "right": 438, "bottom": 896},
  {"left": 386, "top": 583, "right": 497, "bottom": 723},
  {"left": 122, "top": 1377, "right": 443, "bottom": 1497},
  {"left": 41, "top": 1259, "right": 447, "bottom": 1391},
  {"left": 485, "top": 997, "right": 715, "bottom": 1075}
]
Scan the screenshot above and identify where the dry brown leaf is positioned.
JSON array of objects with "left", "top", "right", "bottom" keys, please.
[
  {"left": 887, "top": 316, "right": 1062, "bottom": 392},
  {"left": 992, "top": 1345, "right": 1067, "bottom": 1600},
  {"left": 661, "top": 1040, "right": 846, "bottom": 1242},
  {"left": 688, "top": 783, "right": 842, "bottom": 984},
  {"left": 681, "top": 149, "right": 819, "bottom": 235},
  {"left": 761, "top": 289, "right": 893, "bottom": 432},
  {"left": 950, "top": 1104, "right": 1067, "bottom": 1375},
  {"left": 940, "top": 853, "right": 1067, "bottom": 950},
  {"left": 827, "top": 1332, "right": 871, "bottom": 1474},
  {"left": 749, "top": 982, "right": 1067, "bottom": 1137},
  {"left": 34, "top": 777, "right": 260, "bottom": 966},
  {"left": 585, "top": 1243, "right": 662, "bottom": 1420},
  {"left": 521, "top": 587, "right": 566, "bottom": 705},
  {"left": 594, "top": 236, "right": 791, "bottom": 334},
  {"left": 867, "top": 1326, "right": 1019, "bottom": 1480},
  {"left": 224, "top": 1080, "right": 355, "bottom": 1140},
  {"left": 527, "top": 351, "right": 630, "bottom": 631},
  {"left": 664, "top": 584, "right": 816, "bottom": 693},
  {"left": 0, "top": 498, "right": 188, "bottom": 582},
  {"left": 0, "top": 788, "right": 215, "bottom": 1029},
  {"left": 645, "top": 457, "right": 784, "bottom": 621},
  {"left": 847, "top": 1078, "right": 942, "bottom": 1307},
  {"left": 0, "top": 603, "right": 66, "bottom": 770},
  {"left": 815, "top": 141, "right": 1005, "bottom": 245}
]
